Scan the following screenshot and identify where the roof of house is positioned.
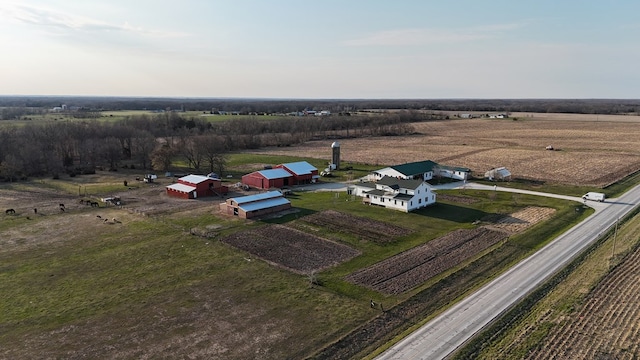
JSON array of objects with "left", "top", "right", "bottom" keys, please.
[
  {"left": 239, "top": 197, "right": 291, "bottom": 212},
  {"left": 366, "top": 189, "right": 387, "bottom": 196},
  {"left": 179, "top": 174, "right": 215, "bottom": 184},
  {"left": 281, "top": 161, "right": 317, "bottom": 175},
  {"left": 257, "top": 168, "right": 293, "bottom": 180},
  {"left": 389, "top": 160, "right": 438, "bottom": 176},
  {"left": 231, "top": 191, "right": 283, "bottom": 205},
  {"left": 166, "top": 183, "right": 196, "bottom": 193},
  {"left": 377, "top": 176, "right": 425, "bottom": 190}
]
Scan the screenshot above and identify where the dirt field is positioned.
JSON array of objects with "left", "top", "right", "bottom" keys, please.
[
  {"left": 300, "top": 210, "right": 413, "bottom": 244},
  {"left": 248, "top": 115, "right": 640, "bottom": 187},
  {"left": 220, "top": 224, "right": 361, "bottom": 274},
  {"left": 522, "top": 244, "right": 640, "bottom": 359}
]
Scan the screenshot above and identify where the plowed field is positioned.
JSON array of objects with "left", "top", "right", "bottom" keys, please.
[
  {"left": 525, "top": 245, "right": 640, "bottom": 359},
  {"left": 300, "top": 210, "right": 413, "bottom": 243},
  {"left": 220, "top": 224, "right": 360, "bottom": 274},
  {"left": 487, "top": 207, "right": 556, "bottom": 234},
  {"left": 346, "top": 227, "right": 507, "bottom": 294}
]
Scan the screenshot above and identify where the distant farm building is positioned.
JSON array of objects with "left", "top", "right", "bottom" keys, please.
[
  {"left": 348, "top": 176, "right": 436, "bottom": 212},
  {"left": 166, "top": 174, "right": 229, "bottom": 199},
  {"left": 434, "top": 164, "right": 471, "bottom": 181},
  {"left": 242, "top": 161, "right": 319, "bottom": 189},
  {"left": 485, "top": 167, "right": 512, "bottom": 181},
  {"left": 222, "top": 191, "right": 291, "bottom": 219}
]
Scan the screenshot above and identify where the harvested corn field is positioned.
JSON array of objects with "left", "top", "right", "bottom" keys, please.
[
  {"left": 249, "top": 117, "right": 640, "bottom": 187},
  {"left": 300, "top": 210, "right": 413, "bottom": 244},
  {"left": 221, "top": 224, "right": 360, "bottom": 274}
]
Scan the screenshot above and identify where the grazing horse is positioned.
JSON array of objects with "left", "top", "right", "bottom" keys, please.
[
  {"left": 5, "top": 208, "right": 15, "bottom": 214},
  {"left": 90, "top": 201, "right": 99, "bottom": 207}
]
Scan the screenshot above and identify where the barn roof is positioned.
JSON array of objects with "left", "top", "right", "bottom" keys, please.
[
  {"left": 166, "top": 183, "right": 196, "bottom": 193},
  {"left": 390, "top": 160, "right": 438, "bottom": 176},
  {"left": 258, "top": 168, "right": 292, "bottom": 180},
  {"left": 281, "top": 161, "right": 317, "bottom": 175},
  {"left": 179, "top": 174, "right": 214, "bottom": 184},
  {"left": 239, "top": 197, "right": 291, "bottom": 212},
  {"left": 231, "top": 191, "right": 283, "bottom": 205}
]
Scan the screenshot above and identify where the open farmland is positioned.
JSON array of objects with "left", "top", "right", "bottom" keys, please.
[
  {"left": 300, "top": 210, "right": 413, "bottom": 244},
  {"left": 525, "top": 244, "right": 640, "bottom": 359},
  {"left": 345, "top": 227, "right": 507, "bottom": 294},
  {"left": 345, "top": 206, "right": 553, "bottom": 295},
  {"left": 220, "top": 224, "right": 361, "bottom": 274},
  {"left": 248, "top": 115, "right": 640, "bottom": 187}
]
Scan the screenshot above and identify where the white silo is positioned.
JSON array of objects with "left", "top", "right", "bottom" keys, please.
[{"left": 331, "top": 141, "right": 340, "bottom": 170}]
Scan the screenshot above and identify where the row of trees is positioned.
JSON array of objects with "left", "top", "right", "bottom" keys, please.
[
  {"left": 0, "top": 110, "right": 427, "bottom": 180},
  {"left": 2, "top": 97, "right": 640, "bottom": 116}
]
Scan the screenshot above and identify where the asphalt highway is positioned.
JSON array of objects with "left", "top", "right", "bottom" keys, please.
[{"left": 375, "top": 183, "right": 640, "bottom": 360}]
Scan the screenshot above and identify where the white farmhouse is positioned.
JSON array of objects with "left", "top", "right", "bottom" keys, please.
[{"left": 348, "top": 176, "right": 436, "bottom": 212}]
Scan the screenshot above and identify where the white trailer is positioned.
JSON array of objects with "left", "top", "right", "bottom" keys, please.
[{"left": 582, "top": 192, "right": 606, "bottom": 202}]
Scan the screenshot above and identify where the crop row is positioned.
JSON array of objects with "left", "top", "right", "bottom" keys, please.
[{"left": 346, "top": 227, "right": 507, "bottom": 294}]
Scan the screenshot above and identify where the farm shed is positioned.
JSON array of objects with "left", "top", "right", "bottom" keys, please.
[
  {"left": 223, "top": 191, "right": 291, "bottom": 219},
  {"left": 485, "top": 167, "right": 512, "bottom": 181},
  {"left": 434, "top": 164, "right": 471, "bottom": 181},
  {"left": 241, "top": 168, "right": 293, "bottom": 190},
  {"left": 372, "top": 160, "right": 439, "bottom": 181},
  {"left": 348, "top": 176, "right": 436, "bottom": 212},
  {"left": 166, "top": 174, "right": 228, "bottom": 199},
  {"left": 276, "top": 161, "right": 319, "bottom": 185}
]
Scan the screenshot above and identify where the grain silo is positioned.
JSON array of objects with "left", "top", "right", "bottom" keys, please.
[{"left": 331, "top": 141, "right": 340, "bottom": 170}]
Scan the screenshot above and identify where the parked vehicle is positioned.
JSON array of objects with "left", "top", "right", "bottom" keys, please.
[{"left": 582, "top": 192, "right": 606, "bottom": 202}]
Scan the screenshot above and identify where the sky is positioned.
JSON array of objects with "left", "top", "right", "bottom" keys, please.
[{"left": 1, "top": 0, "right": 639, "bottom": 99}]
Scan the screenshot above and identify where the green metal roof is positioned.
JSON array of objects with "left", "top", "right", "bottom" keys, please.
[{"left": 390, "top": 160, "right": 438, "bottom": 176}]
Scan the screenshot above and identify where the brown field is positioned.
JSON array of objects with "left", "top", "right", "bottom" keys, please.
[
  {"left": 525, "top": 244, "right": 640, "bottom": 359},
  {"left": 345, "top": 227, "right": 507, "bottom": 295},
  {"left": 248, "top": 115, "right": 640, "bottom": 187},
  {"left": 220, "top": 224, "right": 361, "bottom": 274},
  {"left": 300, "top": 210, "right": 413, "bottom": 244},
  {"left": 485, "top": 206, "right": 556, "bottom": 234}
]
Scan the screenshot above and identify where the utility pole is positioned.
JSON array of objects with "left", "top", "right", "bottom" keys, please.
[{"left": 611, "top": 217, "right": 619, "bottom": 264}]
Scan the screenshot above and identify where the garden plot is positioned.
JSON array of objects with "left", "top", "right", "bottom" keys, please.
[
  {"left": 300, "top": 210, "right": 413, "bottom": 243},
  {"left": 346, "top": 227, "right": 507, "bottom": 294},
  {"left": 346, "top": 207, "right": 555, "bottom": 295},
  {"left": 221, "top": 224, "right": 360, "bottom": 274},
  {"left": 485, "top": 206, "right": 556, "bottom": 234}
]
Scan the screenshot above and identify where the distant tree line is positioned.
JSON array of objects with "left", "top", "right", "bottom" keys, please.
[
  {"left": 1, "top": 97, "right": 640, "bottom": 116},
  {"left": 0, "top": 110, "right": 431, "bottom": 181}
]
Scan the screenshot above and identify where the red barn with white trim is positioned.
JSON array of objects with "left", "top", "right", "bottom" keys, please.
[{"left": 166, "top": 174, "right": 228, "bottom": 199}]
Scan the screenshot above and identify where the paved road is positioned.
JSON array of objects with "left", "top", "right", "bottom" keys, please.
[{"left": 375, "top": 183, "right": 640, "bottom": 360}]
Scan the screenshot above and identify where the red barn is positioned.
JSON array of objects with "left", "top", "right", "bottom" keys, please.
[
  {"left": 166, "top": 174, "right": 228, "bottom": 199},
  {"left": 276, "top": 161, "right": 319, "bottom": 185},
  {"left": 242, "top": 168, "right": 293, "bottom": 190}
]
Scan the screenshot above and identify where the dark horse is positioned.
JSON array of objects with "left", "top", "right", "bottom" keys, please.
[{"left": 5, "top": 208, "right": 16, "bottom": 214}]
